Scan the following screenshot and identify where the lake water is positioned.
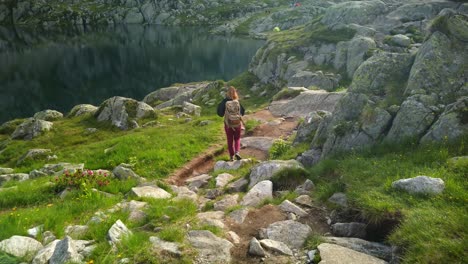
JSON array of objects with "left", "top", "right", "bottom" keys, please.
[{"left": 0, "top": 25, "right": 264, "bottom": 123}]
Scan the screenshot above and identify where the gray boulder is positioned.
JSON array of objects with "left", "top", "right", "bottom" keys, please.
[
  {"left": 185, "top": 174, "right": 212, "bottom": 189},
  {"left": 64, "top": 225, "right": 89, "bottom": 240},
  {"left": 241, "top": 137, "right": 275, "bottom": 152},
  {"left": 332, "top": 222, "right": 367, "bottom": 239},
  {"left": 294, "top": 111, "right": 332, "bottom": 145},
  {"left": 323, "top": 237, "right": 393, "bottom": 262},
  {"left": 269, "top": 90, "right": 344, "bottom": 118},
  {"left": 278, "top": 200, "right": 308, "bottom": 217},
  {"left": 387, "top": 2, "right": 456, "bottom": 23},
  {"left": 328, "top": 192, "right": 348, "bottom": 207},
  {"left": 226, "top": 177, "right": 248, "bottom": 193},
  {"left": 260, "top": 239, "right": 293, "bottom": 256},
  {"left": 107, "top": 220, "right": 132, "bottom": 245},
  {"left": 129, "top": 186, "right": 171, "bottom": 199},
  {"left": 0, "top": 236, "right": 43, "bottom": 262},
  {"left": 297, "top": 148, "right": 323, "bottom": 167},
  {"left": 11, "top": 118, "right": 53, "bottom": 140},
  {"left": 149, "top": 236, "right": 181, "bottom": 257},
  {"left": 0, "top": 173, "right": 29, "bottom": 185},
  {"left": 49, "top": 236, "right": 83, "bottom": 264},
  {"left": 113, "top": 164, "right": 140, "bottom": 180},
  {"left": 318, "top": 243, "right": 388, "bottom": 264},
  {"left": 31, "top": 239, "right": 60, "bottom": 264},
  {"left": 249, "top": 237, "right": 266, "bottom": 257},
  {"left": 263, "top": 220, "right": 312, "bottom": 249},
  {"left": 197, "top": 211, "right": 225, "bottom": 229},
  {"left": 215, "top": 173, "right": 234, "bottom": 188},
  {"left": 214, "top": 194, "right": 239, "bottom": 211},
  {"left": 214, "top": 159, "right": 253, "bottom": 171},
  {"left": 182, "top": 101, "right": 201, "bottom": 116},
  {"left": 389, "top": 34, "right": 411, "bottom": 47},
  {"left": 0, "top": 167, "right": 14, "bottom": 175},
  {"left": 34, "top": 110, "right": 63, "bottom": 121},
  {"left": 249, "top": 160, "right": 304, "bottom": 188},
  {"left": 144, "top": 85, "right": 195, "bottom": 106},
  {"left": 241, "top": 180, "right": 273, "bottom": 207},
  {"left": 17, "top": 149, "right": 52, "bottom": 165},
  {"left": 187, "top": 230, "right": 233, "bottom": 263},
  {"left": 392, "top": 175, "right": 445, "bottom": 195},
  {"left": 346, "top": 37, "right": 376, "bottom": 78},
  {"left": 229, "top": 208, "right": 249, "bottom": 224},
  {"left": 287, "top": 71, "right": 340, "bottom": 91},
  {"left": 295, "top": 179, "right": 315, "bottom": 195},
  {"left": 68, "top": 104, "right": 98, "bottom": 117},
  {"left": 322, "top": 1, "right": 387, "bottom": 28}
]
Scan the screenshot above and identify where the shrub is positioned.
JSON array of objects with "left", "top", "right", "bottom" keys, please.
[
  {"left": 269, "top": 137, "right": 292, "bottom": 159},
  {"left": 53, "top": 169, "right": 111, "bottom": 195}
]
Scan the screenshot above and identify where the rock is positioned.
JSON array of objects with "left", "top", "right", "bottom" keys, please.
[
  {"left": 107, "top": 220, "right": 132, "bottom": 245},
  {"left": 68, "top": 104, "right": 98, "bottom": 117},
  {"left": 241, "top": 137, "right": 275, "bottom": 152},
  {"left": 346, "top": 37, "right": 376, "bottom": 78},
  {"left": 260, "top": 239, "right": 293, "bottom": 256},
  {"left": 0, "top": 236, "right": 43, "bottom": 261},
  {"left": 172, "top": 186, "right": 198, "bottom": 202},
  {"left": 64, "top": 225, "right": 89, "bottom": 240},
  {"left": 42, "top": 231, "right": 56, "bottom": 246},
  {"left": 294, "top": 111, "right": 332, "bottom": 145},
  {"left": 214, "top": 159, "right": 253, "bottom": 171},
  {"left": 227, "top": 231, "right": 240, "bottom": 244},
  {"left": 31, "top": 239, "right": 59, "bottom": 264},
  {"left": 182, "top": 101, "right": 201, "bottom": 116},
  {"left": 113, "top": 164, "right": 140, "bottom": 180},
  {"left": 317, "top": 243, "right": 387, "bottom": 264},
  {"left": 228, "top": 208, "right": 249, "bottom": 224},
  {"left": 391, "top": 176, "right": 445, "bottom": 195},
  {"left": 187, "top": 230, "right": 233, "bottom": 263},
  {"left": 264, "top": 220, "right": 312, "bottom": 249},
  {"left": 295, "top": 179, "right": 315, "bottom": 195},
  {"left": 49, "top": 236, "right": 83, "bottom": 264},
  {"left": 328, "top": 192, "right": 348, "bottom": 207},
  {"left": 214, "top": 194, "right": 239, "bottom": 211},
  {"left": 39, "top": 163, "right": 84, "bottom": 176},
  {"left": 249, "top": 160, "right": 304, "bottom": 188},
  {"left": 0, "top": 173, "right": 29, "bottom": 185},
  {"left": 321, "top": 1, "right": 387, "bottom": 27},
  {"left": 184, "top": 174, "right": 211, "bottom": 190},
  {"left": 390, "top": 34, "right": 411, "bottom": 47},
  {"left": 204, "top": 188, "right": 223, "bottom": 200},
  {"left": 27, "top": 225, "right": 44, "bottom": 238},
  {"left": 124, "top": 8, "right": 144, "bottom": 23},
  {"left": 226, "top": 177, "right": 249, "bottom": 193},
  {"left": 269, "top": 90, "right": 344, "bottom": 118},
  {"left": 95, "top": 96, "right": 154, "bottom": 130},
  {"left": 332, "top": 222, "right": 367, "bottom": 239},
  {"left": 33, "top": 110, "right": 63, "bottom": 121},
  {"left": 322, "top": 237, "right": 393, "bottom": 262},
  {"left": 17, "top": 149, "right": 52, "bottom": 165},
  {"left": 387, "top": 2, "right": 456, "bottom": 23},
  {"left": 197, "top": 211, "right": 225, "bottom": 229},
  {"left": 294, "top": 195, "right": 314, "bottom": 208},
  {"left": 297, "top": 148, "right": 323, "bottom": 167},
  {"left": 248, "top": 237, "right": 266, "bottom": 257},
  {"left": 278, "top": 200, "right": 308, "bottom": 217},
  {"left": 143, "top": 85, "right": 198, "bottom": 107},
  {"left": 215, "top": 173, "right": 234, "bottom": 188},
  {"left": 288, "top": 71, "right": 340, "bottom": 91},
  {"left": 129, "top": 186, "right": 171, "bottom": 199},
  {"left": 0, "top": 167, "right": 14, "bottom": 175},
  {"left": 11, "top": 118, "right": 53, "bottom": 140},
  {"left": 149, "top": 236, "right": 181, "bottom": 256},
  {"left": 446, "top": 156, "right": 468, "bottom": 172},
  {"left": 241, "top": 180, "right": 273, "bottom": 207}
]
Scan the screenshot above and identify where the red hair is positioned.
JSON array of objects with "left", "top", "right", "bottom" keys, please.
[{"left": 227, "top": 86, "right": 239, "bottom": 100}]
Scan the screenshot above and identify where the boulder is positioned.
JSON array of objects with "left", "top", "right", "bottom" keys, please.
[
  {"left": 214, "top": 159, "right": 253, "bottom": 171},
  {"left": 294, "top": 195, "right": 314, "bottom": 208},
  {"left": 328, "top": 192, "right": 348, "bottom": 207},
  {"left": 11, "top": 118, "right": 53, "bottom": 140},
  {"left": 287, "top": 71, "right": 340, "bottom": 91},
  {"left": 31, "top": 239, "right": 60, "bottom": 264},
  {"left": 318, "top": 243, "right": 388, "bottom": 264},
  {"left": 226, "top": 177, "right": 248, "bottom": 193},
  {"left": 346, "top": 37, "right": 376, "bottom": 78},
  {"left": 321, "top": 1, "right": 387, "bottom": 28},
  {"left": 297, "top": 148, "right": 322, "bottom": 167},
  {"left": 49, "top": 236, "right": 83, "bottom": 264},
  {"left": 269, "top": 90, "right": 344, "bottom": 118},
  {"left": 241, "top": 137, "right": 275, "bottom": 152},
  {"left": 197, "top": 211, "right": 225, "bottom": 229},
  {"left": 34, "top": 110, "right": 63, "bottom": 121},
  {"left": 332, "top": 222, "right": 367, "bottom": 238},
  {"left": 389, "top": 34, "right": 411, "bottom": 47},
  {"left": 294, "top": 111, "right": 332, "bottom": 145},
  {"left": 249, "top": 160, "right": 304, "bottom": 188},
  {"left": 0, "top": 167, "right": 14, "bottom": 175},
  {"left": 113, "top": 164, "right": 140, "bottom": 180},
  {"left": 0, "top": 173, "right": 29, "bottom": 185},
  {"left": 0, "top": 236, "right": 43, "bottom": 261},
  {"left": 187, "top": 230, "right": 233, "bottom": 263},
  {"left": 68, "top": 104, "right": 98, "bottom": 117},
  {"left": 171, "top": 186, "right": 198, "bottom": 202},
  {"left": 182, "top": 101, "right": 201, "bottom": 116},
  {"left": 227, "top": 231, "right": 240, "bottom": 244},
  {"left": 248, "top": 237, "right": 266, "bottom": 257},
  {"left": 278, "top": 200, "right": 308, "bottom": 217},
  {"left": 129, "top": 186, "right": 171, "bottom": 199},
  {"left": 214, "top": 194, "right": 239, "bottom": 211},
  {"left": 17, "top": 149, "right": 52, "bottom": 165},
  {"left": 143, "top": 85, "right": 199, "bottom": 107},
  {"left": 228, "top": 208, "right": 249, "bottom": 224},
  {"left": 392, "top": 176, "right": 445, "bottom": 195},
  {"left": 107, "top": 220, "right": 132, "bottom": 245},
  {"left": 39, "top": 163, "right": 84, "bottom": 176},
  {"left": 295, "top": 179, "right": 315, "bottom": 195},
  {"left": 260, "top": 239, "right": 293, "bottom": 256},
  {"left": 64, "top": 225, "right": 89, "bottom": 240},
  {"left": 185, "top": 174, "right": 212, "bottom": 189},
  {"left": 241, "top": 180, "right": 273, "bottom": 207},
  {"left": 149, "top": 236, "right": 181, "bottom": 257},
  {"left": 323, "top": 237, "right": 393, "bottom": 262},
  {"left": 215, "top": 173, "right": 234, "bottom": 188},
  {"left": 263, "top": 220, "right": 312, "bottom": 249}
]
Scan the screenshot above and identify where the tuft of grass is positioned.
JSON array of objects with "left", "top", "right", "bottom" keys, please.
[{"left": 272, "top": 88, "right": 302, "bottom": 101}]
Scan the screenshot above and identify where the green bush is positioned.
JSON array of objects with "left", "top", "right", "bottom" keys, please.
[
  {"left": 53, "top": 169, "right": 112, "bottom": 195},
  {"left": 269, "top": 137, "right": 292, "bottom": 159}
]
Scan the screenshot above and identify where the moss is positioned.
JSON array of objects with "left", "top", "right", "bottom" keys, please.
[
  {"left": 272, "top": 88, "right": 301, "bottom": 101},
  {"left": 0, "top": 119, "right": 24, "bottom": 135},
  {"left": 333, "top": 121, "right": 353, "bottom": 137}
]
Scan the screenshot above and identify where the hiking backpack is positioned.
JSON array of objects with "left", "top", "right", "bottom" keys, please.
[{"left": 224, "top": 100, "right": 242, "bottom": 128}]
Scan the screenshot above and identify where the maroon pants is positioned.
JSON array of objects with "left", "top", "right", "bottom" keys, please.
[{"left": 224, "top": 124, "right": 242, "bottom": 157}]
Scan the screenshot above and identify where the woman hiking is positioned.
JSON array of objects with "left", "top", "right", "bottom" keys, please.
[{"left": 217, "top": 86, "right": 245, "bottom": 161}]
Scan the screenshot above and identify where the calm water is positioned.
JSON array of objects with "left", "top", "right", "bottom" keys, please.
[{"left": 0, "top": 25, "right": 264, "bottom": 123}]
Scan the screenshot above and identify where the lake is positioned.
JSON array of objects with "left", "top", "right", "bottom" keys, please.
[{"left": 0, "top": 25, "right": 264, "bottom": 123}]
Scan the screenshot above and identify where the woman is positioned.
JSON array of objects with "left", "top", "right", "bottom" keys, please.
[{"left": 217, "top": 86, "right": 245, "bottom": 161}]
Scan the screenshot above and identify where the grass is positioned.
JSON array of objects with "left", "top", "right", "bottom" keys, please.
[{"left": 306, "top": 136, "right": 468, "bottom": 263}]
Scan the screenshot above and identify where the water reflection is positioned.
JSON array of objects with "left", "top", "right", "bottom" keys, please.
[{"left": 0, "top": 25, "right": 264, "bottom": 123}]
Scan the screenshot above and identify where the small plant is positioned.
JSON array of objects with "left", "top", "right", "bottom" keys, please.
[
  {"left": 272, "top": 88, "right": 302, "bottom": 101},
  {"left": 53, "top": 169, "right": 111, "bottom": 195},
  {"left": 270, "top": 137, "right": 292, "bottom": 159}
]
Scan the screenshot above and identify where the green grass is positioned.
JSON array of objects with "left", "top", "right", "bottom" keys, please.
[{"left": 307, "top": 137, "right": 468, "bottom": 263}]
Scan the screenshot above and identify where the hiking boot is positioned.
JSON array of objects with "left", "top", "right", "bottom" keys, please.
[
  {"left": 235, "top": 152, "right": 242, "bottom": 160},
  {"left": 230, "top": 156, "right": 234, "bottom": 162}
]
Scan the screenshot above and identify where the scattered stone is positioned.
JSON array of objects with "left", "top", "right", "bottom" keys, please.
[
  {"left": 187, "top": 230, "right": 233, "bottom": 263},
  {"left": 68, "top": 104, "right": 98, "bottom": 117},
  {"left": 216, "top": 173, "right": 234, "bottom": 188},
  {"left": 248, "top": 237, "right": 266, "bottom": 257},
  {"left": 42, "top": 231, "right": 56, "bottom": 245},
  {"left": 129, "top": 186, "right": 171, "bottom": 199},
  {"left": 182, "top": 101, "right": 201, "bottom": 116},
  {"left": 31, "top": 239, "right": 60, "bottom": 264},
  {"left": 328, "top": 192, "right": 348, "bottom": 207},
  {"left": 392, "top": 176, "right": 445, "bottom": 195},
  {"left": 323, "top": 237, "right": 393, "bottom": 262},
  {"left": 278, "top": 200, "right": 308, "bottom": 217},
  {"left": 317, "top": 243, "right": 387, "bottom": 264},
  {"left": 332, "top": 222, "right": 367, "bottom": 239},
  {"left": 0, "top": 167, "right": 13, "bottom": 175},
  {"left": 27, "top": 225, "right": 44, "bottom": 238},
  {"left": 226, "top": 177, "right": 248, "bottom": 193},
  {"left": 17, "top": 149, "right": 52, "bottom": 165},
  {"left": 64, "top": 225, "right": 89, "bottom": 239},
  {"left": 295, "top": 179, "right": 315, "bottom": 195},
  {"left": 249, "top": 160, "right": 304, "bottom": 188},
  {"left": 0, "top": 236, "right": 43, "bottom": 261},
  {"left": 185, "top": 174, "right": 212, "bottom": 189},
  {"left": 29, "top": 169, "right": 48, "bottom": 179},
  {"left": 40, "top": 163, "right": 84, "bottom": 176},
  {"left": 294, "top": 195, "right": 313, "bottom": 207},
  {"left": 260, "top": 239, "right": 293, "bottom": 256},
  {"left": 85, "top": 128, "right": 98, "bottom": 134},
  {"left": 197, "top": 211, "right": 225, "bottom": 229},
  {"left": 149, "top": 236, "right": 181, "bottom": 256},
  {"left": 390, "top": 34, "right": 411, "bottom": 47},
  {"left": 228, "top": 208, "right": 249, "bottom": 224},
  {"left": 214, "top": 159, "right": 253, "bottom": 171},
  {"left": 214, "top": 194, "right": 239, "bottom": 211},
  {"left": 227, "top": 231, "right": 241, "bottom": 244},
  {"left": 171, "top": 186, "right": 198, "bottom": 201},
  {"left": 107, "top": 220, "right": 132, "bottom": 245},
  {"left": 241, "top": 180, "right": 273, "bottom": 207},
  {"left": 49, "top": 236, "right": 83, "bottom": 264},
  {"left": 0, "top": 173, "right": 29, "bottom": 185},
  {"left": 11, "top": 118, "right": 53, "bottom": 140},
  {"left": 263, "top": 220, "right": 312, "bottom": 249},
  {"left": 205, "top": 188, "right": 223, "bottom": 199},
  {"left": 241, "top": 137, "right": 275, "bottom": 152},
  {"left": 34, "top": 110, "right": 63, "bottom": 121},
  {"left": 113, "top": 164, "right": 140, "bottom": 180}
]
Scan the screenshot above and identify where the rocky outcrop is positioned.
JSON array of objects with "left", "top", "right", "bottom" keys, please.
[
  {"left": 187, "top": 230, "right": 234, "bottom": 263},
  {"left": 95, "top": 96, "right": 155, "bottom": 130},
  {"left": 0, "top": 236, "right": 43, "bottom": 262},
  {"left": 261, "top": 220, "right": 312, "bottom": 249},
  {"left": 11, "top": 118, "right": 53, "bottom": 140},
  {"left": 248, "top": 160, "right": 304, "bottom": 188},
  {"left": 318, "top": 243, "right": 388, "bottom": 264},
  {"left": 392, "top": 176, "right": 445, "bottom": 195},
  {"left": 321, "top": 1, "right": 388, "bottom": 28},
  {"left": 34, "top": 110, "right": 63, "bottom": 121},
  {"left": 68, "top": 104, "right": 98, "bottom": 117}
]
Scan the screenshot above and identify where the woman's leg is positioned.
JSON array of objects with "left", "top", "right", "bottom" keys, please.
[
  {"left": 224, "top": 124, "right": 235, "bottom": 157},
  {"left": 233, "top": 126, "right": 242, "bottom": 154}
]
